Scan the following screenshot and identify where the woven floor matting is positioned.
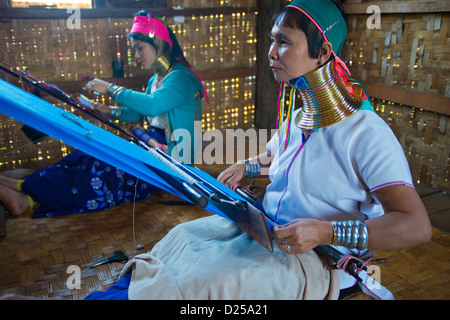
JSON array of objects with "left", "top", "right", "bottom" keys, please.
[
  {"left": 0, "top": 192, "right": 211, "bottom": 300},
  {"left": 0, "top": 179, "right": 449, "bottom": 300}
]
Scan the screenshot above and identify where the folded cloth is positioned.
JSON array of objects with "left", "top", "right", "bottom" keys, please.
[{"left": 120, "top": 215, "right": 339, "bottom": 300}]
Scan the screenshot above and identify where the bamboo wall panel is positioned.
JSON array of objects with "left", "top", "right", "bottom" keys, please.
[
  {"left": 339, "top": 3, "right": 449, "bottom": 191},
  {"left": 0, "top": 17, "right": 143, "bottom": 80},
  {"left": 342, "top": 12, "right": 450, "bottom": 97},
  {"left": 372, "top": 98, "right": 449, "bottom": 190}
]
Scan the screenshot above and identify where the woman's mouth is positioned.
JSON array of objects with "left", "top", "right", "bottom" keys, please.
[{"left": 271, "top": 66, "right": 281, "bottom": 72}]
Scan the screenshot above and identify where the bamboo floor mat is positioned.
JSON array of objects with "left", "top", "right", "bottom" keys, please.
[
  {"left": 0, "top": 173, "right": 449, "bottom": 300},
  {"left": 0, "top": 192, "right": 211, "bottom": 300},
  {"left": 343, "top": 227, "right": 450, "bottom": 300}
]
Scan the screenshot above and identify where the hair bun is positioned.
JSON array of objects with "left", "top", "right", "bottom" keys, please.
[{"left": 135, "top": 10, "right": 148, "bottom": 17}]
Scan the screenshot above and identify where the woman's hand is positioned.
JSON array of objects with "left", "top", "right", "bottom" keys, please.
[
  {"left": 217, "top": 162, "right": 246, "bottom": 188},
  {"left": 273, "top": 219, "right": 333, "bottom": 254},
  {"left": 217, "top": 152, "right": 272, "bottom": 188},
  {"left": 92, "top": 102, "right": 112, "bottom": 116},
  {"left": 155, "top": 144, "right": 168, "bottom": 153},
  {"left": 85, "top": 78, "right": 111, "bottom": 96}
]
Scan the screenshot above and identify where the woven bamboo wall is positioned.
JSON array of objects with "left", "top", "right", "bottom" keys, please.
[
  {"left": 340, "top": 0, "right": 449, "bottom": 190},
  {"left": 371, "top": 98, "right": 449, "bottom": 190},
  {"left": 343, "top": 12, "right": 449, "bottom": 96}
]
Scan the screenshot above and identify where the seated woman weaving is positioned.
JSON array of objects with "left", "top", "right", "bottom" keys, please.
[
  {"left": 81, "top": 0, "right": 431, "bottom": 300},
  {"left": 0, "top": 11, "right": 208, "bottom": 218}
]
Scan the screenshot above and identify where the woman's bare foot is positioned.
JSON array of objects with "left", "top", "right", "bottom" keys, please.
[{"left": 0, "top": 184, "right": 32, "bottom": 216}]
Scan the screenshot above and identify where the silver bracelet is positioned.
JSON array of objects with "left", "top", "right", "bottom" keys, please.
[
  {"left": 107, "top": 83, "right": 125, "bottom": 100},
  {"left": 243, "top": 157, "right": 261, "bottom": 179},
  {"left": 109, "top": 106, "right": 122, "bottom": 120},
  {"left": 331, "top": 220, "right": 368, "bottom": 250}
]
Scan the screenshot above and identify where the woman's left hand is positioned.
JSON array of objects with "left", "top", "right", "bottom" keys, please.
[
  {"left": 217, "top": 162, "right": 246, "bottom": 188},
  {"left": 85, "top": 78, "right": 111, "bottom": 96},
  {"left": 273, "top": 219, "right": 333, "bottom": 254}
]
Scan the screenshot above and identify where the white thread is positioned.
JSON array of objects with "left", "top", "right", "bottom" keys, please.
[
  {"left": 146, "top": 147, "right": 197, "bottom": 184},
  {"left": 0, "top": 140, "right": 41, "bottom": 158},
  {"left": 132, "top": 177, "right": 143, "bottom": 250}
]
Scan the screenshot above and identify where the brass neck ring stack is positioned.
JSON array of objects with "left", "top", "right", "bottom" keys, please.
[
  {"left": 153, "top": 55, "right": 174, "bottom": 81},
  {"left": 294, "top": 59, "right": 363, "bottom": 130}
]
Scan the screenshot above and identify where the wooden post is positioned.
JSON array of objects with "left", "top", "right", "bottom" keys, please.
[{"left": 255, "top": 0, "right": 283, "bottom": 130}]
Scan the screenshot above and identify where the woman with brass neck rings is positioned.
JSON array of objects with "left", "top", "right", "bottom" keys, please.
[{"left": 218, "top": 0, "right": 431, "bottom": 298}]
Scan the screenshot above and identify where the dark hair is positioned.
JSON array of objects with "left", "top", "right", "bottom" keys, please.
[
  {"left": 128, "top": 10, "right": 191, "bottom": 67},
  {"left": 272, "top": 1, "right": 347, "bottom": 59}
]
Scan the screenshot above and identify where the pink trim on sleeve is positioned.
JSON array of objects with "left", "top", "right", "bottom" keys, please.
[{"left": 370, "top": 181, "right": 415, "bottom": 192}]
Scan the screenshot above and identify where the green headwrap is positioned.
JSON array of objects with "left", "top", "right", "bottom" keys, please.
[{"left": 287, "top": 0, "right": 347, "bottom": 58}]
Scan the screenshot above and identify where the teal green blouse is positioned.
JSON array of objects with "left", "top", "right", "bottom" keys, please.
[{"left": 115, "top": 63, "right": 203, "bottom": 164}]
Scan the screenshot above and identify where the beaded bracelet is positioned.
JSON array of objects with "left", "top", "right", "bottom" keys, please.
[{"left": 331, "top": 220, "right": 368, "bottom": 250}]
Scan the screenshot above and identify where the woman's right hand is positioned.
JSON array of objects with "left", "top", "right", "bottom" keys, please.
[
  {"left": 217, "top": 162, "right": 246, "bottom": 188},
  {"left": 85, "top": 78, "right": 111, "bottom": 96}
]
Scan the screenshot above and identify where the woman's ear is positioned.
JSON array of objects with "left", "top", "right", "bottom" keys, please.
[
  {"left": 153, "top": 35, "right": 164, "bottom": 55},
  {"left": 318, "top": 41, "right": 333, "bottom": 64}
]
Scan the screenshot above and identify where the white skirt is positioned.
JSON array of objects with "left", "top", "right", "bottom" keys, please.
[{"left": 120, "top": 215, "right": 339, "bottom": 300}]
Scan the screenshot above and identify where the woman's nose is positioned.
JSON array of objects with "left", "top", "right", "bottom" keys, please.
[{"left": 268, "top": 44, "right": 278, "bottom": 61}]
